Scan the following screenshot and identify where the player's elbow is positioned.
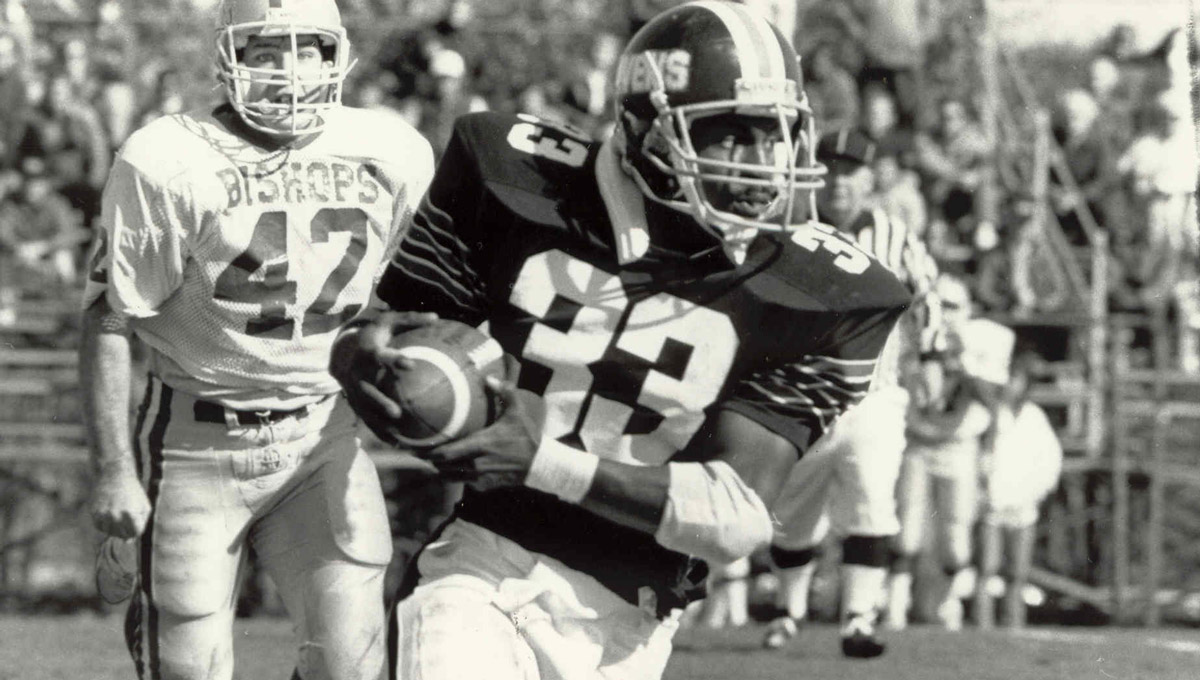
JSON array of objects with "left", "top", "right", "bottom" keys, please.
[
  {"left": 702, "top": 510, "right": 774, "bottom": 565},
  {"left": 654, "top": 461, "right": 775, "bottom": 565}
]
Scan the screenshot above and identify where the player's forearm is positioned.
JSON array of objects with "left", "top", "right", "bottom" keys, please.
[
  {"left": 522, "top": 437, "right": 669, "bottom": 533},
  {"left": 525, "top": 439, "right": 775, "bottom": 564},
  {"left": 80, "top": 301, "right": 136, "bottom": 474},
  {"left": 580, "top": 459, "right": 671, "bottom": 534}
]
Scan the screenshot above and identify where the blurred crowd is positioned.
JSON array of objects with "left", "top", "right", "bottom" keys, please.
[{"left": 1, "top": 0, "right": 1196, "bottom": 366}]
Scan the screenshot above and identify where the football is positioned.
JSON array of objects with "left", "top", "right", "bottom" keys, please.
[{"left": 381, "top": 319, "right": 507, "bottom": 449}]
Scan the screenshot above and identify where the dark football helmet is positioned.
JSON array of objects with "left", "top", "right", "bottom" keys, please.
[{"left": 613, "top": 1, "right": 825, "bottom": 242}]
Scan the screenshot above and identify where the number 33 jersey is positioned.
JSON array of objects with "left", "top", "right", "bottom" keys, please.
[
  {"left": 382, "top": 112, "right": 910, "bottom": 462},
  {"left": 84, "top": 105, "right": 434, "bottom": 409},
  {"left": 378, "top": 112, "right": 910, "bottom": 598}
]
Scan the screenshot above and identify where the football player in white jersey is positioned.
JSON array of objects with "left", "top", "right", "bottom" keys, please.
[
  {"left": 759, "top": 129, "right": 940, "bottom": 658},
  {"left": 80, "top": 0, "right": 434, "bottom": 678}
]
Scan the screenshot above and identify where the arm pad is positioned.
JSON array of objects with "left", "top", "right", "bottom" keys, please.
[{"left": 654, "top": 461, "right": 774, "bottom": 565}]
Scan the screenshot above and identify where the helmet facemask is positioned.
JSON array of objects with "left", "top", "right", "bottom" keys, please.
[
  {"left": 617, "top": 53, "right": 825, "bottom": 249},
  {"left": 216, "top": 21, "right": 354, "bottom": 137}
]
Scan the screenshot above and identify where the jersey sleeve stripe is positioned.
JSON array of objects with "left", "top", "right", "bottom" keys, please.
[
  {"left": 390, "top": 245, "right": 476, "bottom": 297},
  {"left": 396, "top": 228, "right": 475, "bottom": 284},
  {"left": 801, "top": 355, "right": 878, "bottom": 376},
  {"left": 741, "top": 382, "right": 834, "bottom": 432},
  {"left": 792, "top": 365, "right": 874, "bottom": 391},
  {"left": 389, "top": 259, "right": 477, "bottom": 309},
  {"left": 765, "top": 375, "right": 870, "bottom": 406},
  {"left": 412, "top": 214, "right": 471, "bottom": 253},
  {"left": 804, "top": 354, "right": 877, "bottom": 366},
  {"left": 402, "top": 212, "right": 471, "bottom": 262}
]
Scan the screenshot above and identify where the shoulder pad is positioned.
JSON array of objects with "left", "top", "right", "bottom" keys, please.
[
  {"left": 117, "top": 114, "right": 194, "bottom": 179},
  {"left": 451, "top": 112, "right": 598, "bottom": 194},
  {"left": 327, "top": 106, "right": 433, "bottom": 166},
  {"left": 769, "top": 224, "right": 912, "bottom": 312}
]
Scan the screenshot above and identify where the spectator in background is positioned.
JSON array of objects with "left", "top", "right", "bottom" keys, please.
[
  {"left": 0, "top": 0, "right": 33, "bottom": 65},
  {"left": 1116, "top": 91, "right": 1198, "bottom": 312},
  {"left": 1142, "top": 27, "right": 1191, "bottom": 97},
  {"left": 1049, "top": 89, "right": 1116, "bottom": 246},
  {"left": 1102, "top": 23, "right": 1139, "bottom": 63},
  {"left": 356, "top": 69, "right": 421, "bottom": 128},
  {"left": 93, "top": 59, "right": 138, "bottom": 153},
  {"left": 923, "top": 12, "right": 976, "bottom": 114},
  {"left": 860, "top": 85, "right": 915, "bottom": 169},
  {"left": 977, "top": 193, "right": 1041, "bottom": 315},
  {"left": 135, "top": 67, "right": 187, "bottom": 129},
  {"left": 830, "top": 0, "right": 929, "bottom": 129},
  {"left": 19, "top": 73, "right": 109, "bottom": 228},
  {"left": 0, "top": 165, "right": 85, "bottom": 299},
  {"left": 575, "top": 33, "right": 621, "bottom": 120},
  {"left": 0, "top": 30, "right": 28, "bottom": 171},
  {"left": 975, "top": 348, "right": 1062, "bottom": 631},
  {"left": 916, "top": 97, "right": 993, "bottom": 264},
  {"left": 870, "top": 136, "right": 926, "bottom": 239},
  {"left": 0, "top": 168, "right": 16, "bottom": 324},
  {"left": 60, "top": 37, "right": 97, "bottom": 103},
  {"left": 420, "top": 47, "right": 487, "bottom": 157},
  {"left": 1087, "top": 56, "right": 1133, "bottom": 152},
  {"left": 804, "top": 42, "right": 859, "bottom": 134}
]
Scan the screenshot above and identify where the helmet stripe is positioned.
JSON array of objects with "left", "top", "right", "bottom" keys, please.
[
  {"left": 736, "top": 4, "right": 789, "bottom": 81},
  {"left": 697, "top": 1, "right": 787, "bottom": 81},
  {"left": 695, "top": 1, "right": 761, "bottom": 80}
]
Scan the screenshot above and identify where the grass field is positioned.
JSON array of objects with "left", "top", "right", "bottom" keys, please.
[{"left": 4, "top": 613, "right": 1200, "bottom": 680}]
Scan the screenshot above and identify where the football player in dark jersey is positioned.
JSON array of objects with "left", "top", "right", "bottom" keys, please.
[{"left": 331, "top": 3, "right": 910, "bottom": 678}]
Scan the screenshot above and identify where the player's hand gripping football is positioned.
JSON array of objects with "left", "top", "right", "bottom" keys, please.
[
  {"left": 329, "top": 311, "right": 440, "bottom": 445},
  {"left": 422, "top": 354, "right": 541, "bottom": 492},
  {"left": 90, "top": 457, "right": 151, "bottom": 538}
]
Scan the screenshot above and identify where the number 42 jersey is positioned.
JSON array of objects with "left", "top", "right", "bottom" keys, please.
[
  {"left": 84, "top": 105, "right": 434, "bottom": 409},
  {"left": 378, "top": 112, "right": 910, "bottom": 603}
]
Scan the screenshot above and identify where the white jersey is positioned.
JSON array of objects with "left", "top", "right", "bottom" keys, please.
[{"left": 84, "top": 104, "right": 435, "bottom": 409}]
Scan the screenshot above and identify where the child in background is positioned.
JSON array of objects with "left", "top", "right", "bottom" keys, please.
[
  {"left": 890, "top": 276, "right": 1014, "bottom": 631},
  {"left": 975, "top": 349, "right": 1063, "bottom": 630}
]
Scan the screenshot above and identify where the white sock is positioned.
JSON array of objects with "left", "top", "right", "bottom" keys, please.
[
  {"left": 777, "top": 561, "right": 818, "bottom": 620},
  {"left": 886, "top": 572, "right": 913, "bottom": 627},
  {"left": 842, "top": 564, "right": 888, "bottom": 618}
]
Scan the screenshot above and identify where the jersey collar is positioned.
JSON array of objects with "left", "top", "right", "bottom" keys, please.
[
  {"left": 212, "top": 103, "right": 324, "bottom": 154},
  {"left": 595, "top": 137, "right": 651, "bottom": 265}
]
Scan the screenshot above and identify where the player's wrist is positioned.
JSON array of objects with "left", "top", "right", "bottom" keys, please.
[
  {"left": 523, "top": 437, "right": 598, "bottom": 504},
  {"left": 94, "top": 455, "right": 138, "bottom": 478}
]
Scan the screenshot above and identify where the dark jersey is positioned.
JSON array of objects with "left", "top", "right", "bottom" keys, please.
[{"left": 377, "top": 112, "right": 910, "bottom": 610}]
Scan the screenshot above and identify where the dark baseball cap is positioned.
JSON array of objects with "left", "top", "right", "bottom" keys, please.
[{"left": 816, "top": 128, "right": 876, "bottom": 169}]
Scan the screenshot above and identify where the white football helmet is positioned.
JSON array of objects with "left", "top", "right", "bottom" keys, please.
[{"left": 215, "top": 0, "right": 354, "bottom": 136}]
